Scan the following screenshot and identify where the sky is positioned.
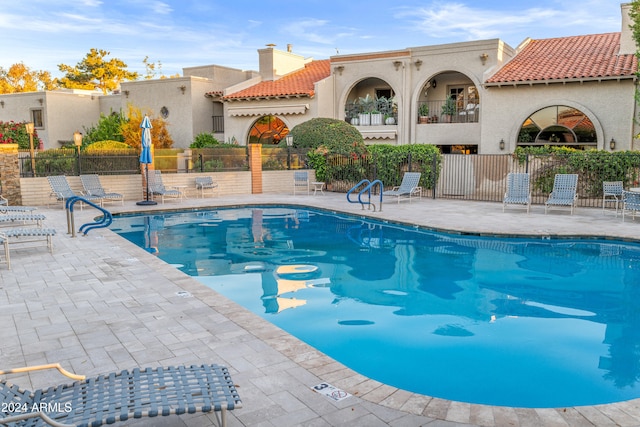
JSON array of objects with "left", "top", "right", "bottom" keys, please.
[{"left": 0, "top": 0, "right": 627, "bottom": 79}]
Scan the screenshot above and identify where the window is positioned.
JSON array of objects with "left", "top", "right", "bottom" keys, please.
[
  {"left": 248, "top": 115, "right": 288, "bottom": 144},
  {"left": 31, "top": 109, "right": 43, "bottom": 128},
  {"left": 517, "top": 106, "right": 596, "bottom": 149}
]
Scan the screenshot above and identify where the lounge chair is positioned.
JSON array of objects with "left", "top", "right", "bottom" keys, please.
[
  {"left": 503, "top": 173, "right": 531, "bottom": 213},
  {"left": 545, "top": 174, "right": 578, "bottom": 215},
  {"left": 622, "top": 190, "right": 640, "bottom": 222},
  {"left": 458, "top": 103, "right": 478, "bottom": 122},
  {"left": 47, "top": 176, "right": 101, "bottom": 209},
  {"left": 0, "top": 205, "right": 37, "bottom": 213},
  {"left": 0, "top": 363, "right": 242, "bottom": 427},
  {"left": 195, "top": 176, "right": 219, "bottom": 198},
  {"left": 0, "top": 227, "right": 56, "bottom": 269},
  {"left": 383, "top": 172, "right": 422, "bottom": 203},
  {"left": 80, "top": 174, "right": 124, "bottom": 205},
  {"left": 148, "top": 171, "right": 183, "bottom": 203},
  {"left": 0, "top": 213, "right": 46, "bottom": 227},
  {"left": 293, "top": 171, "right": 309, "bottom": 195},
  {"left": 602, "top": 181, "right": 624, "bottom": 215}
]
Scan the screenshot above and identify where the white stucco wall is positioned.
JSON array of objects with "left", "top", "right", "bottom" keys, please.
[{"left": 481, "top": 80, "right": 637, "bottom": 153}]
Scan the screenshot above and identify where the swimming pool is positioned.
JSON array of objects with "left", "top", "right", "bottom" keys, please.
[{"left": 110, "top": 206, "right": 640, "bottom": 408}]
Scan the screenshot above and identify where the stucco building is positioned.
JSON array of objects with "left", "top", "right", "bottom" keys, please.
[{"left": 0, "top": 3, "right": 637, "bottom": 154}]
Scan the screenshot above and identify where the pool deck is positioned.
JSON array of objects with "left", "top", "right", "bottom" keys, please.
[{"left": 2, "top": 192, "right": 640, "bottom": 427}]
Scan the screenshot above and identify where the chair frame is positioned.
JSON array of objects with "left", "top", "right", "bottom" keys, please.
[
  {"left": 503, "top": 172, "right": 531, "bottom": 213},
  {"left": 545, "top": 174, "right": 578, "bottom": 215},
  {"left": 602, "top": 181, "right": 624, "bottom": 215},
  {"left": 0, "top": 363, "right": 241, "bottom": 427},
  {"left": 383, "top": 172, "right": 422, "bottom": 203}
]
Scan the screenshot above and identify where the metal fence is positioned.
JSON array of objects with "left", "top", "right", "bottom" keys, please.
[
  {"left": 18, "top": 149, "right": 140, "bottom": 177},
  {"left": 325, "top": 152, "right": 640, "bottom": 208},
  {"left": 18, "top": 146, "right": 310, "bottom": 176}
]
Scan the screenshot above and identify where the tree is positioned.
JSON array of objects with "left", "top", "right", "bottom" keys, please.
[
  {"left": 58, "top": 48, "right": 139, "bottom": 94},
  {"left": 0, "top": 63, "right": 57, "bottom": 94},
  {"left": 120, "top": 105, "right": 173, "bottom": 149},
  {"left": 142, "top": 56, "right": 181, "bottom": 80}
]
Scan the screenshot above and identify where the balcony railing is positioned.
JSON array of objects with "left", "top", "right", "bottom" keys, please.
[{"left": 417, "top": 100, "right": 479, "bottom": 124}]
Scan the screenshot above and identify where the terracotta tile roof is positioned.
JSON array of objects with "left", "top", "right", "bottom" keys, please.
[
  {"left": 486, "top": 32, "right": 637, "bottom": 85},
  {"left": 223, "top": 59, "right": 331, "bottom": 100}
]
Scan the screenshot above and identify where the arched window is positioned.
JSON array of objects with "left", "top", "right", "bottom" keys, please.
[
  {"left": 517, "top": 106, "right": 596, "bottom": 150},
  {"left": 248, "top": 115, "right": 289, "bottom": 144}
]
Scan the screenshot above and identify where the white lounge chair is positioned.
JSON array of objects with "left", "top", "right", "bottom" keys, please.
[
  {"left": 545, "top": 174, "right": 578, "bottom": 215},
  {"left": 147, "top": 171, "right": 183, "bottom": 203},
  {"left": 602, "top": 181, "right": 623, "bottom": 215},
  {"left": 503, "top": 173, "right": 531, "bottom": 213},
  {"left": 383, "top": 172, "right": 422, "bottom": 203},
  {"left": 80, "top": 174, "right": 124, "bottom": 205},
  {"left": 293, "top": 171, "right": 309, "bottom": 195},
  {"left": 195, "top": 176, "right": 219, "bottom": 198}
]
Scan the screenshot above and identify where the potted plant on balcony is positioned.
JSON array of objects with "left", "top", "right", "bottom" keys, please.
[
  {"left": 441, "top": 97, "right": 457, "bottom": 123},
  {"left": 358, "top": 94, "right": 374, "bottom": 126},
  {"left": 418, "top": 103, "right": 429, "bottom": 124}
]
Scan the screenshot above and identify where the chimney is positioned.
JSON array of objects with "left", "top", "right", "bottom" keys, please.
[
  {"left": 287, "top": 44, "right": 292, "bottom": 53},
  {"left": 620, "top": 3, "right": 635, "bottom": 55}
]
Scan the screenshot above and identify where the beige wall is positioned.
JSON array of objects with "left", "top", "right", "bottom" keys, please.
[
  {"left": 18, "top": 170, "right": 312, "bottom": 206},
  {"left": 120, "top": 77, "right": 218, "bottom": 148}
]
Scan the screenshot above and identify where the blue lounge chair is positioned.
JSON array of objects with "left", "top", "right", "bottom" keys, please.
[
  {"left": 602, "top": 181, "right": 624, "bottom": 215},
  {"left": 47, "top": 176, "right": 101, "bottom": 209},
  {"left": 80, "top": 174, "right": 124, "bottom": 205},
  {"left": 503, "top": 173, "right": 531, "bottom": 213},
  {"left": 0, "top": 363, "right": 241, "bottom": 427},
  {"left": 622, "top": 190, "right": 640, "bottom": 222},
  {"left": 195, "top": 176, "right": 219, "bottom": 198},
  {"left": 293, "top": 171, "right": 309, "bottom": 195},
  {"left": 545, "top": 174, "right": 578, "bottom": 215},
  {"left": 383, "top": 172, "right": 422, "bottom": 203}
]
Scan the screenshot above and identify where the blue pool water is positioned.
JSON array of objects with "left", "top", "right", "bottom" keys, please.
[{"left": 110, "top": 206, "right": 640, "bottom": 408}]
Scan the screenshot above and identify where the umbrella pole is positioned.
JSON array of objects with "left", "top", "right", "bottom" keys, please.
[{"left": 136, "top": 164, "right": 158, "bottom": 206}]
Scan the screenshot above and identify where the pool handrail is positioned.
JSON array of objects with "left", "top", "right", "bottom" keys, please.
[
  {"left": 346, "top": 179, "right": 384, "bottom": 212},
  {"left": 65, "top": 196, "right": 113, "bottom": 237}
]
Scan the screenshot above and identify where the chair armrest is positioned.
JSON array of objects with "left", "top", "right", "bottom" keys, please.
[
  {"left": 0, "top": 411, "right": 75, "bottom": 427},
  {"left": 0, "top": 363, "right": 85, "bottom": 380}
]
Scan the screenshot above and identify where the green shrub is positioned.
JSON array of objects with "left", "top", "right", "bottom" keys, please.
[
  {"left": 290, "top": 118, "right": 366, "bottom": 157},
  {"left": 86, "top": 140, "right": 133, "bottom": 150},
  {"left": 190, "top": 133, "right": 220, "bottom": 148}
]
